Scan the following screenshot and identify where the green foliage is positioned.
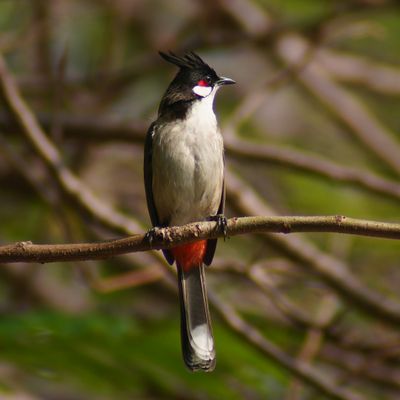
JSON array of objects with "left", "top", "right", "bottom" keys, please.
[{"left": 0, "top": 311, "right": 291, "bottom": 399}]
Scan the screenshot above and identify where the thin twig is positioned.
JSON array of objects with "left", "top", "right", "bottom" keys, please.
[
  {"left": 0, "top": 53, "right": 140, "bottom": 236},
  {"left": 225, "top": 136, "right": 400, "bottom": 202},
  {"left": 317, "top": 49, "right": 400, "bottom": 96},
  {"left": 276, "top": 34, "right": 400, "bottom": 175},
  {"left": 93, "top": 265, "right": 164, "bottom": 293},
  {"left": 226, "top": 171, "right": 400, "bottom": 328},
  {"left": 0, "top": 112, "right": 147, "bottom": 144},
  {"left": 248, "top": 261, "right": 334, "bottom": 329},
  {"left": 285, "top": 294, "right": 340, "bottom": 400},
  {"left": 2, "top": 111, "right": 400, "bottom": 203},
  {"left": 321, "top": 343, "right": 400, "bottom": 390},
  {"left": 211, "top": 292, "right": 364, "bottom": 400}
]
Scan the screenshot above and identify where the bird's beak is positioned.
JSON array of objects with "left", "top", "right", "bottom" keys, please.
[{"left": 216, "top": 76, "right": 236, "bottom": 86}]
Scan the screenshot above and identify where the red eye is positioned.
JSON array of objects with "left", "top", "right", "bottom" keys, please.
[{"left": 198, "top": 79, "right": 208, "bottom": 87}]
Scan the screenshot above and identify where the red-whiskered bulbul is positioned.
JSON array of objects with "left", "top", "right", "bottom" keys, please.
[{"left": 144, "top": 51, "right": 235, "bottom": 371}]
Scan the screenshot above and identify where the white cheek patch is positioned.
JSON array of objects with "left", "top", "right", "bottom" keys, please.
[{"left": 193, "top": 85, "right": 212, "bottom": 97}]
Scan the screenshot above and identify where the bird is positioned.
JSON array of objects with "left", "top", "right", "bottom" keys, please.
[{"left": 144, "top": 51, "right": 235, "bottom": 371}]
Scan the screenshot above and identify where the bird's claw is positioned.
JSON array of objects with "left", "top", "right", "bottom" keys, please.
[
  {"left": 145, "top": 227, "right": 159, "bottom": 247},
  {"left": 211, "top": 214, "right": 228, "bottom": 241}
]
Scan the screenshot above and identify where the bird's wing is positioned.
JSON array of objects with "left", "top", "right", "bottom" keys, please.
[
  {"left": 144, "top": 122, "right": 175, "bottom": 265},
  {"left": 144, "top": 122, "right": 159, "bottom": 226},
  {"left": 204, "top": 154, "right": 225, "bottom": 266}
]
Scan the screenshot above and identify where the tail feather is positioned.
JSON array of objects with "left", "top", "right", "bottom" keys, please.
[{"left": 177, "top": 264, "right": 215, "bottom": 371}]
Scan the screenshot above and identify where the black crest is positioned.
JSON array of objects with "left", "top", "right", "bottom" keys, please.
[{"left": 159, "top": 51, "right": 210, "bottom": 71}]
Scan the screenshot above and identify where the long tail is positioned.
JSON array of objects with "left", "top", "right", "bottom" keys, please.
[{"left": 177, "top": 263, "right": 215, "bottom": 371}]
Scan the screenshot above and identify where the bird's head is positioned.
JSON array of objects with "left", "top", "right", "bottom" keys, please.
[{"left": 158, "top": 51, "right": 235, "bottom": 116}]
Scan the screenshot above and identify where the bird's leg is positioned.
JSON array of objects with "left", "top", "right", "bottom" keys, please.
[{"left": 209, "top": 214, "right": 228, "bottom": 241}]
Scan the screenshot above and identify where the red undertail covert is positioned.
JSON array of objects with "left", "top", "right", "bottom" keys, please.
[{"left": 171, "top": 240, "right": 207, "bottom": 271}]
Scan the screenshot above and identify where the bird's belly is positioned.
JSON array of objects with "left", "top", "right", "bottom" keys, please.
[{"left": 152, "top": 124, "right": 223, "bottom": 226}]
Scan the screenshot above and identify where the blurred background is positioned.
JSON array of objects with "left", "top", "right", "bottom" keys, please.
[{"left": 0, "top": 0, "right": 400, "bottom": 399}]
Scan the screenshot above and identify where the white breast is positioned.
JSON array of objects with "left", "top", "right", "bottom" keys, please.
[{"left": 152, "top": 89, "right": 224, "bottom": 226}]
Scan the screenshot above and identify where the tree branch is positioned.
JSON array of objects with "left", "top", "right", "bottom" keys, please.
[
  {"left": 225, "top": 136, "right": 400, "bottom": 202},
  {"left": 226, "top": 171, "right": 400, "bottom": 328},
  {"left": 0, "top": 112, "right": 147, "bottom": 144},
  {"left": 3, "top": 111, "right": 399, "bottom": 203},
  {"left": 0, "top": 215, "right": 399, "bottom": 263},
  {"left": 321, "top": 343, "right": 400, "bottom": 391},
  {"left": 210, "top": 292, "right": 364, "bottom": 400},
  {"left": 276, "top": 34, "right": 400, "bottom": 176},
  {"left": 317, "top": 49, "right": 400, "bottom": 96},
  {"left": 0, "top": 53, "right": 140, "bottom": 236}
]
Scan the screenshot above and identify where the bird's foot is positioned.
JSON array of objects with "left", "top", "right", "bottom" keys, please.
[
  {"left": 210, "top": 214, "right": 228, "bottom": 241},
  {"left": 145, "top": 227, "right": 160, "bottom": 247}
]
